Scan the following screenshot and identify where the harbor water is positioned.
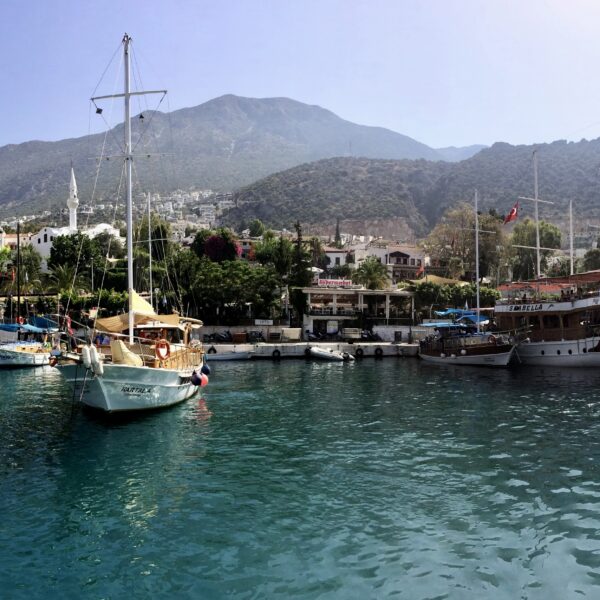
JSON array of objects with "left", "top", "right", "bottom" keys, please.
[{"left": 1, "top": 360, "right": 600, "bottom": 598}]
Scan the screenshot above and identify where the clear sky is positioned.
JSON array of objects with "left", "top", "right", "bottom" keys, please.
[{"left": 1, "top": 0, "right": 600, "bottom": 149}]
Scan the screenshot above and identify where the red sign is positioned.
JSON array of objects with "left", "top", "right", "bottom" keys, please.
[{"left": 317, "top": 279, "right": 353, "bottom": 287}]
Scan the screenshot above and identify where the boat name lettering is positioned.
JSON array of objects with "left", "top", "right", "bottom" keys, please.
[
  {"left": 121, "top": 385, "right": 152, "bottom": 394},
  {"left": 508, "top": 304, "right": 543, "bottom": 312}
]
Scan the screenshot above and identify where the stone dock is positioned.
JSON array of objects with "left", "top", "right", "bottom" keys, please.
[{"left": 204, "top": 341, "right": 419, "bottom": 360}]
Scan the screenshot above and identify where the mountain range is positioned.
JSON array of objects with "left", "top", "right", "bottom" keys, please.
[
  {"left": 0, "top": 95, "right": 481, "bottom": 219},
  {"left": 224, "top": 138, "right": 600, "bottom": 239}
]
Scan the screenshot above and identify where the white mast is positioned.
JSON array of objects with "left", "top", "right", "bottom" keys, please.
[
  {"left": 533, "top": 150, "right": 541, "bottom": 278},
  {"left": 474, "top": 189, "right": 481, "bottom": 333},
  {"left": 124, "top": 34, "right": 135, "bottom": 342},
  {"left": 569, "top": 199, "right": 574, "bottom": 276},
  {"left": 67, "top": 167, "right": 79, "bottom": 232},
  {"left": 91, "top": 33, "right": 166, "bottom": 344},
  {"left": 148, "top": 192, "right": 153, "bottom": 311}
]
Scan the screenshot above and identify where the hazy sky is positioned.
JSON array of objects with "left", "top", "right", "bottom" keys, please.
[{"left": 2, "top": 0, "right": 600, "bottom": 149}]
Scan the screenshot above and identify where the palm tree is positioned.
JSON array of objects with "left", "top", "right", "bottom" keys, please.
[
  {"left": 49, "top": 264, "right": 88, "bottom": 294},
  {"left": 352, "top": 256, "right": 389, "bottom": 290}
]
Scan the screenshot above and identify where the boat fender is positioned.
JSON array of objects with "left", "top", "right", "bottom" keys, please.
[
  {"left": 451, "top": 354, "right": 456, "bottom": 359},
  {"left": 375, "top": 347, "right": 383, "bottom": 358},
  {"left": 200, "top": 373, "right": 209, "bottom": 387},
  {"left": 272, "top": 349, "right": 281, "bottom": 359},
  {"left": 461, "top": 349, "right": 467, "bottom": 355},
  {"left": 201, "top": 363, "right": 211, "bottom": 376},
  {"left": 94, "top": 360, "right": 104, "bottom": 377},
  {"left": 81, "top": 345, "right": 92, "bottom": 369},
  {"left": 49, "top": 356, "right": 58, "bottom": 367},
  {"left": 355, "top": 347, "right": 364, "bottom": 358},
  {"left": 207, "top": 346, "right": 217, "bottom": 354},
  {"left": 191, "top": 371, "right": 202, "bottom": 386},
  {"left": 17, "top": 316, "right": 24, "bottom": 325},
  {"left": 305, "top": 347, "right": 312, "bottom": 357},
  {"left": 90, "top": 345, "right": 100, "bottom": 368},
  {"left": 155, "top": 339, "right": 171, "bottom": 360},
  {"left": 489, "top": 335, "right": 497, "bottom": 345},
  {"left": 440, "top": 353, "right": 446, "bottom": 358}
]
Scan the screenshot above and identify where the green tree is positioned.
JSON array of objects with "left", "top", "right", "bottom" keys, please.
[
  {"left": 510, "top": 218, "right": 562, "bottom": 280},
  {"left": 422, "top": 202, "right": 506, "bottom": 280},
  {"left": 48, "top": 232, "right": 102, "bottom": 275},
  {"left": 583, "top": 248, "right": 600, "bottom": 271},
  {"left": 352, "top": 256, "right": 389, "bottom": 290},
  {"left": 248, "top": 219, "right": 265, "bottom": 237}
]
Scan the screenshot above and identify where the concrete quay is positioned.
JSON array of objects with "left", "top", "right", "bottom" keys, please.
[{"left": 204, "top": 341, "right": 419, "bottom": 360}]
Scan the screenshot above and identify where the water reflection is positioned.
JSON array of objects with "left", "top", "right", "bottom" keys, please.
[{"left": 1, "top": 360, "right": 600, "bottom": 597}]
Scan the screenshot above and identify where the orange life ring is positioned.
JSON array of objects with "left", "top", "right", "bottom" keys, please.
[
  {"left": 155, "top": 339, "right": 171, "bottom": 361},
  {"left": 17, "top": 316, "right": 24, "bottom": 325}
]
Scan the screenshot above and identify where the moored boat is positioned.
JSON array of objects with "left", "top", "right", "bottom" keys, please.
[
  {"left": 419, "top": 323, "right": 515, "bottom": 367},
  {"left": 0, "top": 322, "right": 58, "bottom": 368},
  {"left": 495, "top": 281, "right": 600, "bottom": 366},
  {"left": 53, "top": 34, "right": 207, "bottom": 412},
  {"left": 308, "top": 345, "right": 354, "bottom": 362}
]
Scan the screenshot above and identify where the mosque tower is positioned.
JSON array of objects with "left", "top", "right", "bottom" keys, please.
[{"left": 67, "top": 167, "right": 79, "bottom": 232}]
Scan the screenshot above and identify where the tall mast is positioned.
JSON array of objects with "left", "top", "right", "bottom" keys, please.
[
  {"left": 148, "top": 192, "right": 153, "bottom": 311},
  {"left": 533, "top": 150, "right": 541, "bottom": 278},
  {"left": 91, "top": 33, "right": 166, "bottom": 343},
  {"left": 569, "top": 199, "right": 574, "bottom": 276},
  {"left": 16, "top": 221, "right": 20, "bottom": 322},
  {"left": 474, "top": 190, "right": 480, "bottom": 334},
  {"left": 124, "top": 34, "right": 134, "bottom": 343}
]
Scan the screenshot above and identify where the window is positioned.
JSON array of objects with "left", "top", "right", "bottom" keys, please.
[
  {"left": 37, "top": 238, "right": 40, "bottom": 244},
  {"left": 44, "top": 234, "right": 47, "bottom": 243},
  {"left": 335, "top": 257, "right": 340, "bottom": 266},
  {"left": 410, "top": 259, "right": 415, "bottom": 266}
]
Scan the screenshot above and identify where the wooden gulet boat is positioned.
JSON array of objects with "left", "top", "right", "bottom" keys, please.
[{"left": 53, "top": 34, "right": 208, "bottom": 412}]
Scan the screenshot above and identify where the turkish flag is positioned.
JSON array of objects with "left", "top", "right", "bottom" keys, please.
[{"left": 504, "top": 202, "right": 519, "bottom": 224}]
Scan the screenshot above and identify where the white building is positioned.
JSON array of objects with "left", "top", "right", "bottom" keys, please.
[{"left": 33, "top": 170, "right": 123, "bottom": 272}]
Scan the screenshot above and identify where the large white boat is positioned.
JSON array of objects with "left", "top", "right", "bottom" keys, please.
[
  {"left": 54, "top": 34, "right": 206, "bottom": 412},
  {"left": 495, "top": 282, "right": 600, "bottom": 366}
]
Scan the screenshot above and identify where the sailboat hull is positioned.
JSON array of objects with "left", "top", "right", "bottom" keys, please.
[
  {"left": 419, "top": 346, "right": 515, "bottom": 367},
  {"left": 57, "top": 362, "right": 200, "bottom": 412}
]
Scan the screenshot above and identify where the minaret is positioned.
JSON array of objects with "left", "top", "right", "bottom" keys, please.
[{"left": 67, "top": 167, "right": 79, "bottom": 232}]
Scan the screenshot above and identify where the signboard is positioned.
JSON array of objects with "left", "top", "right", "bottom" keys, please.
[
  {"left": 255, "top": 319, "right": 273, "bottom": 326},
  {"left": 317, "top": 278, "right": 353, "bottom": 288}
]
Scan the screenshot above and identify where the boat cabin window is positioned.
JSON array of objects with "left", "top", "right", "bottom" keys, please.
[
  {"left": 543, "top": 314, "right": 560, "bottom": 329},
  {"left": 527, "top": 316, "right": 541, "bottom": 330}
]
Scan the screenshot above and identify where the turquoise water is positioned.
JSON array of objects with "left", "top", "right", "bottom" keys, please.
[{"left": 1, "top": 360, "right": 600, "bottom": 599}]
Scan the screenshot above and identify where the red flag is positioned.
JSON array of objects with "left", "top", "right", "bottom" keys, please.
[{"left": 504, "top": 202, "right": 519, "bottom": 225}]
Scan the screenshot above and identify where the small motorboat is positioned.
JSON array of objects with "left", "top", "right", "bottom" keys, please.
[{"left": 308, "top": 346, "right": 354, "bottom": 362}]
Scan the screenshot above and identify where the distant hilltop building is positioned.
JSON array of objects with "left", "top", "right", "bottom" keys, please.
[{"left": 32, "top": 168, "right": 121, "bottom": 272}]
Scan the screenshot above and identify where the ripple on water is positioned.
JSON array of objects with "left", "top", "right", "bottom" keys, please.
[{"left": 2, "top": 361, "right": 600, "bottom": 597}]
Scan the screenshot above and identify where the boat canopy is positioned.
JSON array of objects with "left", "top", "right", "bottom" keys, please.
[
  {"left": 434, "top": 308, "right": 475, "bottom": 317},
  {"left": 456, "top": 314, "right": 490, "bottom": 325},
  {"left": 94, "top": 290, "right": 201, "bottom": 333},
  {"left": 0, "top": 322, "right": 58, "bottom": 333}
]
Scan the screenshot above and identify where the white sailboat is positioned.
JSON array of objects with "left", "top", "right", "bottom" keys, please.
[
  {"left": 54, "top": 34, "right": 206, "bottom": 412},
  {"left": 419, "top": 190, "right": 516, "bottom": 367}
]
